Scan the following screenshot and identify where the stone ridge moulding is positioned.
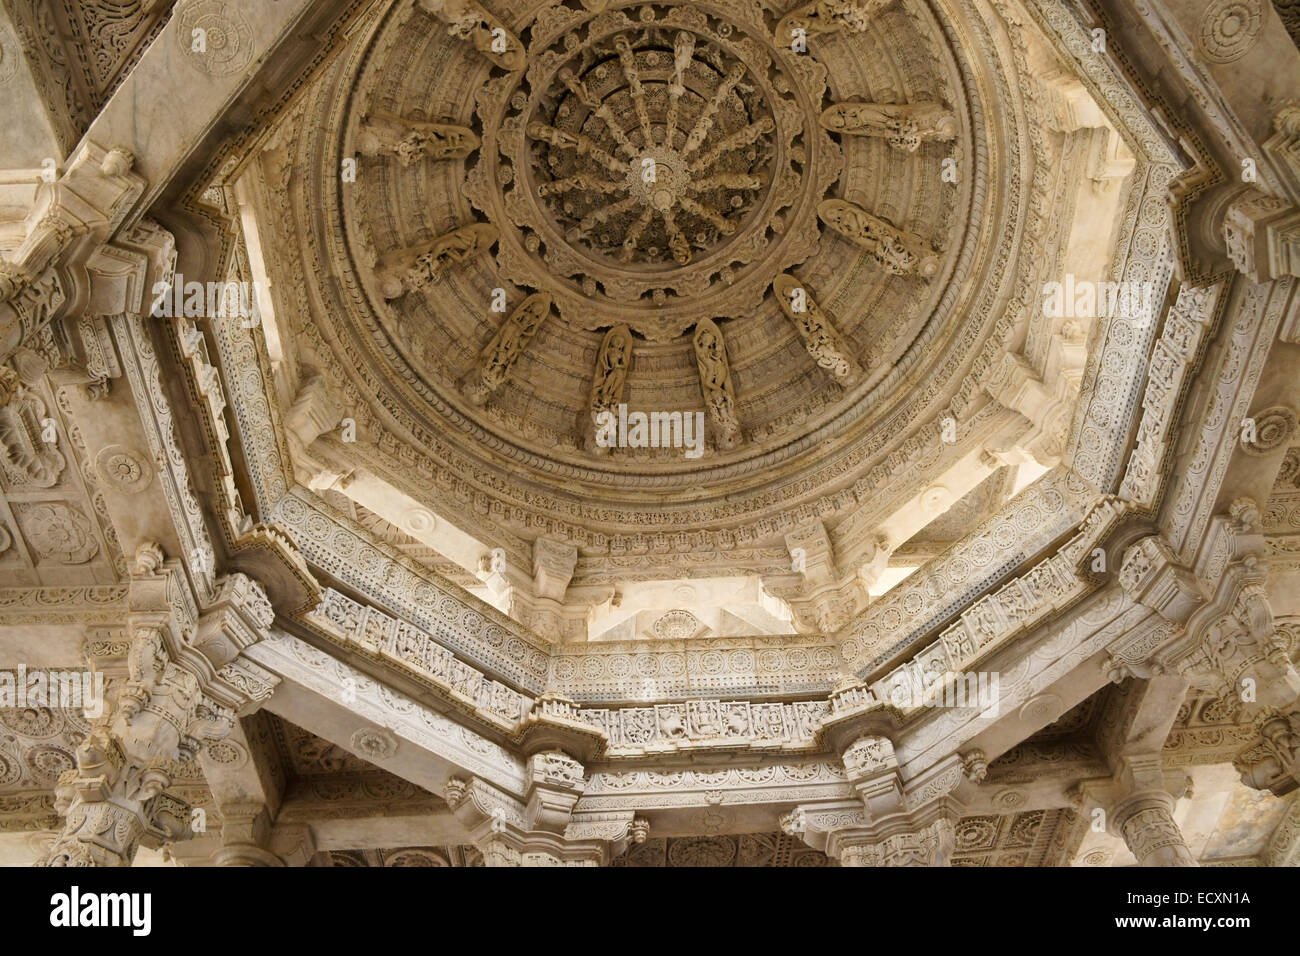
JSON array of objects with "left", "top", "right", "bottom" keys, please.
[{"left": 8, "top": 0, "right": 1300, "bottom": 871}]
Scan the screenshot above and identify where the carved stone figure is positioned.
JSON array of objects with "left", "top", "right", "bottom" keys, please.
[
  {"left": 419, "top": 0, "right": 524, "bottom": 71},
  {"left": 586, "top": 325, "right": 633, "bottom": 451},
  {"left": 0, "top": 388, "right": 66, "bottom": 487},
  {"left": 777, "top": 0, "right": 893, "bottom": 42},
  {"left": 818, "top": 199, "right": 939, "bottom": 278},
  {"left": 462, "top": 294, "right": 553, "bottom": 405},
  {"left": 378, "top": 223, "right": 498, "bottom": 298},
  {"left": 692, "top": 319, "right": 742, "bottom": 449},
  {"left": 772, "top": 275, "right": 864, "bottom": 386},
  {"left": 357, "top": 114, "right": 480, "bottom": 164},
  {"left": 820, "top": 101, "right": 958, "bottom": 152}
]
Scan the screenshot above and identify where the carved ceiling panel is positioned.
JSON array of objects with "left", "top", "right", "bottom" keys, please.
[
  {"left": 0, "top": 0, "right": 173, "bottom": 152},
  {"left": 248, "top": 0, "right": 1092, "bottom": 586}
]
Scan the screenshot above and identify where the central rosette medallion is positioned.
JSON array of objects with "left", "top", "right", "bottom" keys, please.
[
  {"left": 465, "top": 1, "right": 842, "bottom": 340},
  {"left": 526, "top": 29, "right": 776, "bottom": 268}
]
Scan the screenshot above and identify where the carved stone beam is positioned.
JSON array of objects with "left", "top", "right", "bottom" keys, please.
[
  {"left": 776, "top": 0, "right": 894, "bottom": 45},
  {"left": 983, "top": 353, "right": 1077, "bottom": 468},
  {"left": 376, "top": 223, "right": 498, "bottom": 299},
  {"left": 1118, "top": 284, "right": 1218, "bottom": 508},
  {"left": 584, "top": 324, "right": 633, "bottom": 453},
  {"left": 819, "top": 102, "right": 957, "bottom": 153},
  {"left": 77, "top": 0, "right": 373, "bottom": 220},
  {"left": 461, "top": 293, "right": 553, "bottom": 406},
  {"left": 1094, "top": 675, "right": 1192, "bottom": 775},
  {"left": 692, "top": 318, "right": 742, "bottom": 450},
  {"left": 356, "top": 114, "right": 480, "bottom": 164},
  {"left": 818, "top": 199, "right": 939, "bottom": 278},
  {"left": 242, "top": 631, "right": 529, "bottom": 798},
  {"left": 417, "top": 0, "right": 525, "bottom": 72},
  {"left": 772, "top": 275, "right": 864, "bottom": 387}
]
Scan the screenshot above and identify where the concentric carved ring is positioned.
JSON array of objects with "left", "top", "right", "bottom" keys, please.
[{"left": 466, "top": 0, "right": 843, "bottom": 340}]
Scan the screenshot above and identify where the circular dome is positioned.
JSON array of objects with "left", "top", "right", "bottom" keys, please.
[{"left": 275, "top": 0, "right": 1038, "bottom": 565}]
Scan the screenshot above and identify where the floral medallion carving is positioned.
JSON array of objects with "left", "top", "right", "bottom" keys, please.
[
  {"left": 24, "top": 744, "right": 75, "bottom": 782},
  {"left": 17, "top": 502, "right": 99, "bottom": 564},
  {"left": 94, "top": 444, "right": 155, "bottom": 494},
  {"left": 1198, "top": 0, "right": 1262, "bottom": 63},
  {"left": 651, "top": 608, "right": 705, "bottom": 639},
  {"left": 665, "top": 833, "right": 736, "bottom": 866},
  {"left": 462, "top": 1, "right": 843, "bottom": 340},
  {"left": 0, "top": 705, "right": 64, "bottom": 738},
  {"left": 1241, "top": 405, "right": 1297, "bottom": 456},
  {"left": 350, "top": 728, "right": 399, "bottom": 760},
  {"left": 176, "top": 0, "right": 254, "bottom": 76}
]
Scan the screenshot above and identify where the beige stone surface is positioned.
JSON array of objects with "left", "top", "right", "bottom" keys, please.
[{"left": 0, "top": 0, "right": 1298, "bottom": 867}]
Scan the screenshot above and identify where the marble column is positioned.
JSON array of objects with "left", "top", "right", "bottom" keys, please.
[{"left": 1113, "top": 792, "right": 1197, "bottom": 867}]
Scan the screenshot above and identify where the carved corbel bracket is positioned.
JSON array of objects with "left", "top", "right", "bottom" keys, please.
[
  {"left": 525, "top": 750, "right": 586, "bottom": 833},
  {"left": 444, "top": 774, "right": 616, "bottom": 865},
  {"left": 513, "top": 691, "right": 609, "bottom": 762},
  {"left": 191, "top": 573, "right": 275, "bottom": 671},
  {"left": 818, "top": 674, "right": 903, "bottom": 751},
  {"left": 1222, "top": 187, "right": 1300, "bottom": 284},
  {"left": 228, "top": 522, "right": 323, "bottom": 617},
  {"left": 1233, "top": 709, "right": 1300, "bottom": 795},
  {"left": 1118, "top": 535, "right": 1207, "bottom": 625},
  {"left": 783, "top": 800, "right": 956, "bottom": 866}
]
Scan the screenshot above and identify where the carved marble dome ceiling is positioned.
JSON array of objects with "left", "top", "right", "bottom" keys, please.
[
  {"left": 244, "top": 0, "right": 1122, "bottom": 598},
  {"left": 6, "top": 0, "right": 1300, "bottom": 874}
]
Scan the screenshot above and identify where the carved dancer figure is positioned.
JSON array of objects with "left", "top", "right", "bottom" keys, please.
[
  {"left": 818, "top": 199, "right": 939, "bottom": 278},
  {"left": 693, "top": 318, "right": 742, "bottom": 449},
  {"left": 357, "top": 114, "right": 480, "bottom": 164},
  {"left": 820, "top": 102, "right": 958, "bottom": 153},
  {"left": 463, "top": 294, "right": 553, "bottom": 405},
  {"left": 378, "top": 223, "right": 498, "bottom": 298},
  {"left": 777, "top": 0, "right": 893, "bottom": 43},
  {"left": 772, "top": 275, "right": 864, "bottom": 386},
  {"left": 418, "top": 0, "right": 525, "bottom": 71},
  {"left": 586, "top": 325, "right": 633, "bottom": 451}
]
